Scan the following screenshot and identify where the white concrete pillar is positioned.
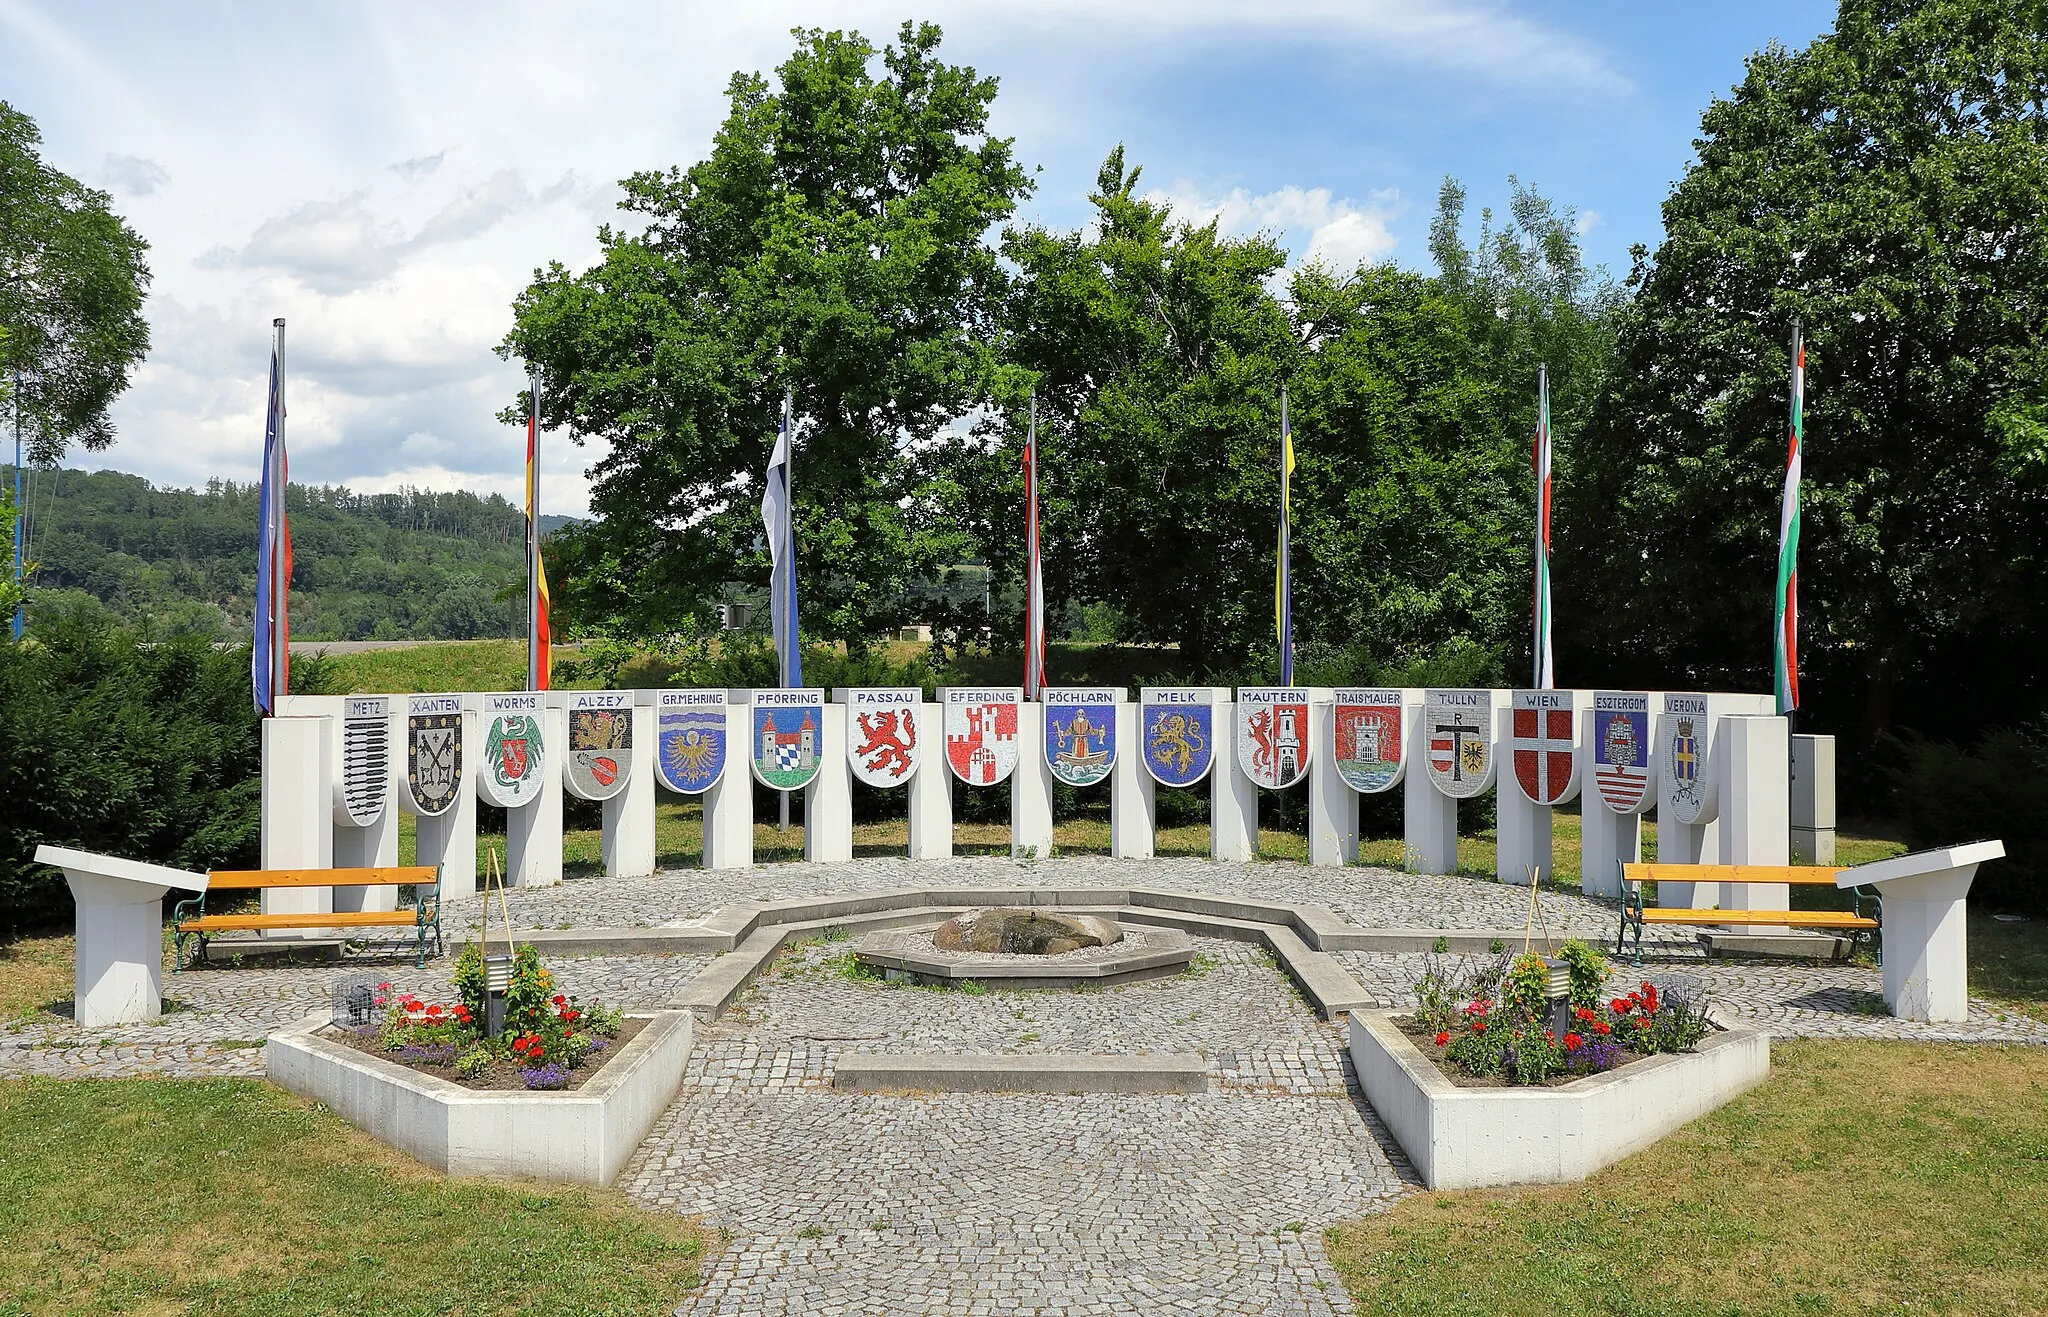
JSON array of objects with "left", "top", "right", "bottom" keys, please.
[
  {"left": 1402, "top": 708, "right": 1457, "bottom": 875},
  {"left": 702, "top": 703, "right": 755, "bottom": 870},
  {"left": 1209, "top": 702, "right": 1258, "bottom": 862},
  {"left": 333, "top": 700, "right": 399, "bottom": 913},
  {"left": 907, "top": 703, "right": 952, "bottom": 860},
  {"left": 1845, "top": 843, "right": 2002, "bottom": 1023},
  {"left": 1110, "top": 701, "right": 1156, "bottom": 859},
  {"left": 261, "top": 715, "right": 332, "bottom": 931},
  {"left": 1791, "top": 733, "right": 1837, "bottom": 865},
  {"left": 1653, "top": 692, "right": 1768, "bottom": 909},
  {"left": 805, "top": 701, "right": 853, "bottom": 863},
  {"left": 1308, "top": 701, "right": 1357, "bottom": 867},
  {"left": 1011, "top": 701, "right": 1055, "bottom": 859},
  {"left": 506, "top": 701, "right": 565, "bottom": 887},
  {"left": 1579, "top": 692, "right": 1659, "bottom": 900},
  {"left": 1720, "top": 714, "right": 1791, "bottom": 925},
  {"left": 40, "top": 847, "right": 207, "bottom": 1027},
  {"left": 1497, "top": 689, "right": 1587, "bottom": 887},
  {"left": 1494, "top": 764, "right": 1550, "bottom": 887},
  {"left": 603, "top": 704, "right": 657, "bottom": 878}
]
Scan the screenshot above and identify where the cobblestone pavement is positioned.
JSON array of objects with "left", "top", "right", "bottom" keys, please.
[{"left": 628, "top": 931, "right": 1402, "bottom": 1315}]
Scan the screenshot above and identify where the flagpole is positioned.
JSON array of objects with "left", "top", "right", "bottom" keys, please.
[
  {"left": 1023, "top": 390, "right": 1043, "bottom": 700},
  {"left": 275, "top": 317, "right": 287, "bottom": 706},
  {"left": 1277, "top": 384, "right": 1292, "bottom": 687},
  {"left": 1775, "top": 321, "right": 1805, "bottom": 734},
  {"left": 778, "top": 388, "right": 793, "bottom": 834},
  {"left": 527, "top": 367, "right": 540, "bottom": 692},
  {"left": 11, "top": 366, "right": 22, "bottom": 641},
  {"left": 1533, "top": 364, "right": 1553, "bottom": 689}
]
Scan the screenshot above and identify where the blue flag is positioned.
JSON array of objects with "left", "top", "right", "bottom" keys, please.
[{"left": 761, "top": 391, "right": 800, "bottom": 687}]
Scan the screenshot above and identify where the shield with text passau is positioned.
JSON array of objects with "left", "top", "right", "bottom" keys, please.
[
  {"left": 565, "top": 706, "right": 632, "bottom": 802},
  {"left": 479, "top": 708, "right": 545, "bottom": 808},
  {"left": 1592, "top": 692, "right": 1655, "bottom": 815},
  {"left": 1043, "top": 694, "right": 1117, "bottom": 788},
  {"left": 1235, "top": 690, "right": 1311, "bottom": 790},
  {"left": 406, "top": 712, "right": 461, "bottom": 816},
  {"left": 944, "top": 696, "right": 1019, "bottom": 786},
  {"left": 1332, "top": 689, "right": 1403, "bottom": 793},
  {"left": 847, "top": 694, "right": 921, "bottom": 789},
  {"left": 338, "top": 697, "right": 389, "bottom": 826},
  {"left": 1510, "top": 692, "right": 1581, "bottom": 805},
  {"left": 656, "top": 703, "right": 726, "bottom": 795},
  {"left": 1424, "top": 690, "right": 1495, "bottom": 799},
  {"left": 1141, "top": 699, "right": 1214, "bottom": 788}
]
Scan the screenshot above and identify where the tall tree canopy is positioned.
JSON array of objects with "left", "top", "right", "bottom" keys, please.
[
  {"left": 0, "top": 102, "right": 152, "bottom": 462},
  {"left": 502, "top": 23, "right": 1030, "bottom": 646},
  {"left": 1561, "top": 0, "right": 2048, "bottom": 741}
]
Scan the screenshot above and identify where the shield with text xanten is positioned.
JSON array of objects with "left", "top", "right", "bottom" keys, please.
[{"left": 406, "top": 709, "right": 461, "bottom": 817}]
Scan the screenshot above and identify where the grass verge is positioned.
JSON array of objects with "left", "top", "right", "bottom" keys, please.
[
  {"left": 0, "top": 1077, "right": 713, "bottom": 1316},
  {"left": 1327, "top": 1039, "right": 2048, "bottom": 1316}
]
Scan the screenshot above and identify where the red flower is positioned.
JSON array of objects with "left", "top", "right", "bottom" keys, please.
[
  {"left": 1563, "top": 1032, "right": 1583, "bottom": 1050},
  {"left": 1574, "top": 1006, "right": 1595, "bottom": 1022},
  {"left": 453, "top": 1006, "right": 471, "bottom": 1021},
  {"left": 1611, "top": 998, "right": 1632, "bottom": 1015},
  {"left": 1544, "top": 1030, "right": 1556, "bottom": 1043},
  {"left": 552, "top": 994, "right": 567, "bottom": 1007},
  {"left": 1641, "top": 983, "right": 1659, "bottom": 1013},
  {"left": 1592, "top": 1020, "right": 1612, "bottom": 1035},
  {"left": 426, "top": 1005, "right": 444, "bottom": 1017},
  {"left": 1473, "top": 1020, "right": 1487, "bottom": 1033},
  {"left": 1434, "top": 1031, "right": 1450, "bottom": 1047},
  {"left": 1633, "top": 1016, "right": 1650, "bottom": 1029}
]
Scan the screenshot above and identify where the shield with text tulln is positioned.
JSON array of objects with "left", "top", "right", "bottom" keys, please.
[{"left": 1424, "top": 689, "right": 1496, "bottom": 799}]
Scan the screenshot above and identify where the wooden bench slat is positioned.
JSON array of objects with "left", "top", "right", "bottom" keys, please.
[
  {"left": 205, "top": 867, "right": 438, "bottom": 890},
  {"left": 1637, "top": 909, "right": 1877, "bottom": 929},
  {"left": 179, "top": 912, "right": 424, "bottom": 931},
  {"left": 1623, "top": 864, "right": 1846, "bottom": 886}
]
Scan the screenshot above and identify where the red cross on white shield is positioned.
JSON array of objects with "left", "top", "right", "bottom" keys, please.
[{"left": 1511, "top": 704, "right": 1580, "bottom": 804}]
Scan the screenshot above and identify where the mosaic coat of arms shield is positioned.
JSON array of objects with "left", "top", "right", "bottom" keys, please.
[
  {"left": 1661, "top": 693, "right": 1719, "bottom": 825},
  {"left": 1140, "top": 688, "right": 1215, "bottom": 789},
  {"left": 1235, "top": 688, "right": 1312, "bottom": 790},
  {"left": 337, "top": 696, "right": 390, "bottom": 827},
  {"left": 1042, "top": 688, "right": 1119, "bottom": 788},
  {"left": 1591, "top": 691, "right": 1655, "bottom": 815},
  {"left": 943, "top": 688, "right": 1021, "bottom": 786},
  {"left": 752, "top": 690, "right": 825, "bottom": 791},
  {"left": 564, "top": 691, "right": 632, "bottom": 802},
  {"left": 1424, "top": 689, "right": 1496, "bottom": 799},
  {"left": 477, "top": 692, "right": 546, "bottom": 809},
  {"left": 405, "top": 693, "right": 463, "bottom": 817},
  {"left": 846, "top": 688, "right": 922, "bottom": 789},
  {"left": 655, "top": 690, "right": 727, "bottom": 795},
  {"left": 1331, "top": 688, "right": 1403, "bottom": 793},
  {"left": 1510, "top": 689, "right": 1581, "bottom": 805}
]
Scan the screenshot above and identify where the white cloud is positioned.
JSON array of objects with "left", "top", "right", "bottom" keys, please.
[
  {"left": 101, "top": 152, "right": 167, "bottom": 196},
  {"left": 1144, "top": 183, "right": 1404, "bottom": 272},
  {"left": 1575, "top": 208, "right": 1602, "bottom": 235}
]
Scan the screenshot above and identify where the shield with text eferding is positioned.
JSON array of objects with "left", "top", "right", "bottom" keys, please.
[
  {"left": 1510, "top": 690, "right": 1581, "bottom": 805},
  {"left": 565, "top": 692, "right": 632, "bottom": 802},
  {"left": 1331, "top": 688, "right": 1403, "bottom": 793},
  {"left": 1141, "top": 691, "right": 1214, "bottom": 789},
  {"left": 944, "top": 689, "right": 1021, "bottom": 786},
  {"left": 338, "top": 696, "right": 389, "bottom": 826}
]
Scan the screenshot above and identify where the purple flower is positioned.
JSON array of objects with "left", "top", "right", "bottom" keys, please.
[
  {"left": 520, "top": 1063, "right": 571, "bottom": 1090},
  {"left": 398, "top": 1042, "right": 460, "bottom": 1066},
  {"left": 1578, "top": 1040, "right": 1622, "bottom": 1072}
]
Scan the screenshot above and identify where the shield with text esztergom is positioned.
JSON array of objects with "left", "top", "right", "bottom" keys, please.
[
  {"left": 656, "top": 702, "right": 726, "bottom": 795},
  {"left": 1141, "top": 699, "right": 1214, "bottom": 789},
  {"left": 407, "top": 711, "right": 461, "bottom": 817},
  {"left": 1592, "top": 692, "right": 1655, "bottom": 815},
  {"left": 565, "top": 704, "right": 632, "bottom": 802},
  {"left": 1331, "top": 689, "right": 1403, "bottom": 793}
]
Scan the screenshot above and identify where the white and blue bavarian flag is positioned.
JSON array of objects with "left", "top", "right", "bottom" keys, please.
[{"left": 761, "top": 390, "right": 801, "bottom": 688}]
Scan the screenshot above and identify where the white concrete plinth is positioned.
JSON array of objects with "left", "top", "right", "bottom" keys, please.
[
  {"left": 413, "top": 704, "right": 479, "bottom": 904},
  {"left": 1210, "top": 703, "right": 1258, "bottom": 862},
  {"left": 1791, "top": 733, "right": 1837, "bottom": 865},
  {"left": 261, "top": 715, "right": 333, "bottom": 932},
  {"left": 1110, "top": 702, "right": 1156, "bottom": 859},
  {"left": 506, "top": 704, "right": 565, "bottom": 887},
  {"left": 602, "top": 705, "right": 658, "bottom": 878},
  {"left": 1720, "top": 715, "right": 1791, "bottom": 924},
  {"left": 805, "top": 702, "right": 853, "bottom": 863},
  {"left": 1402, "top": 710, "right": 1456, "bottom": 874},
  {"left": 1580, "top": 807, "right": 1640, "bottom": 901},
  {"left": 1841, "top": 841, "right": 2005, "bottom": 1023},
  {"left": 702, "top": 705, "right": 755, "bottom": 870},
  {"left": 38, "top": 845, "right": 208, "bottom": 1027},
  {"left": 1307, "top": 702, "right": 1357, "bottom": 868},
  {"left": 1494, "top": 772, "right": 1550, "bottom": 887},
  {"left": 1011, "top": 702, "right": 1055, "bottom": 859},
  {"left": 907, "top": 704, "right": 952, "bottom": 860}
]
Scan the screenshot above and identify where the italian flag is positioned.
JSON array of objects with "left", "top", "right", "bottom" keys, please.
[{"left": 1773, "top": 323, "right": 1804, "bottom": 715}]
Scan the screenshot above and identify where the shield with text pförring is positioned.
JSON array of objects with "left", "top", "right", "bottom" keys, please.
[{"left": 407, "top": 712, "right": 461, "bottom": 816}]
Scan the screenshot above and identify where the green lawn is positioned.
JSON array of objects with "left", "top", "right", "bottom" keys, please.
[
  {"left": 0, "top": 1078, "right": 713, "bottom": 1316},
  {"left": 1327, "top": 1039, "right": 2048, "bottom": 1316}
]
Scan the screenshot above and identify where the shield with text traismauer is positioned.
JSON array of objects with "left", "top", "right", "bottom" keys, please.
[
  {"left": 1331, "top": 689, "right": 1403, "bottom": 793},
  {"left": 1141, "top": 699, "right": 1214, "bottom": 789}
]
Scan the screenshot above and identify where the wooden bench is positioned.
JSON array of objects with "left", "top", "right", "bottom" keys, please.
[
  {"left": 1616, "top": 861, "right": 1879, "bottom": 965},
  {"left": 174, "top": 866, "right": 443, "bottom": 969}
]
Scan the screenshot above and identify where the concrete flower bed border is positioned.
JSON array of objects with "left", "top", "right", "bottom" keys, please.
[
  {"left": 1349, "top": 1009, "right": 1769, "bottom": 1189},
  {"left": 265, "top": 1009, "right": 693, "bottom": 1186}
]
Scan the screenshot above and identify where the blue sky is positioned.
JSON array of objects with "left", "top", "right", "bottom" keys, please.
[{"left": 0, "top": 1, "right": 1838, "bottom": 516}]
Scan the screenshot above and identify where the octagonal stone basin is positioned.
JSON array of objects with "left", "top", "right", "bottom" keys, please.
[{"left": 854, "top": 914, "right": 1194, "bottom": 991}]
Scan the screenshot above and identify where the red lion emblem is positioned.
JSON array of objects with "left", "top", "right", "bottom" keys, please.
[{"left": 854, "top": 710, "right": 917, "bottom": 779}]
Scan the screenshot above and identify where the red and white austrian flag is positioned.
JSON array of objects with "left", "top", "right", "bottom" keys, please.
[{"left": 1510, "top": 689, "right": 1581, "bottom": 805}]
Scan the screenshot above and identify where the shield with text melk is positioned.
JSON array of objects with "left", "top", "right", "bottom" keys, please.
[{"left": 1140, "top": 693, "right": 1214, "bottom": 789}]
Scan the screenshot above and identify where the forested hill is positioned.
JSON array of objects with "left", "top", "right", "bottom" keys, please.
[{"left": 7, "top": 465, "right": 576, "bottom": 640}]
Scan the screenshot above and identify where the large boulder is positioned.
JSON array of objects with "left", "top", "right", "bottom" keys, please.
[{"left": 932, "top": 908, "right": 1124, "bottom": 955}]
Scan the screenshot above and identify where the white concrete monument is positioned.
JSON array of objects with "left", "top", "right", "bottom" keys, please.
[
  {"left": 1655, "top": 692, "right": 1773, "bottom": 908},
  {"left": 700, "top": 695, "right": 755, "bottom": 871},
  {"left": 566, "top": 691, "right": 651, "bottom": 879},
  {"left": 331, "top": 695, "right": 400, "bottom": 913},
  {"left": 1041, "top": 687, "right": 1126, "bottom": 854},
  {"left": 261, "top": 711, "right": 332, "bottom": 930},
  {"left": 907, "top": 702, "right": 952, "bottom": 861},
  {"left": 1719, "top": 713, "right": 1792, "bottom": 923},
  {"left": 1136, "top": 687, "right": 1234, "bottom": 862},
  {"left": 1838, "top": 841, "right": 2005, "bottom": 1023},
  {"left": 804, "top": 700, "right": 852, "bottom": 864},
  {"left": 38, "top": 844, "right": 207, "bottom": 1027},
  {"left": 837, "top": 687, "right": 924, "bottom": 857},
  {"left": 1498, "top": 689, "right": 1589, "bottom": 887},
  {"left": 1411, "top": 688, "right": 1506, "bottom": 875},
  {"left": 1791, "top": 733, "right": 1837, "bottom": 865}
]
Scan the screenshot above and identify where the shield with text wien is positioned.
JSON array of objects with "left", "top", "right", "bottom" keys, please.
[
  {"left": 1511, "top": 698, "right": 1581, "bottom": 805},
  {"left": 1332, "top": 692, "right": 1403, "bottom": 793},
  {"left": 1424, "top": 692, "right": 1494, "bottom": 799},
  {"left": 1236, "top": 693, "right": 1311, "bottom": 790},
  {"left": 565, "top": 707, "right": 632, "bottom": 802},
  {"left": 1044, "top": 700, "right": 1117, "bottom": 788},
  {"left": 1592, "top": 694, "right": 1654, "bottom": 815},
  {"left": 406, "top": 712, "right": 461, "bottom": 816},
  {"left": 656, "top": 707, "right": 726, "bottom": 795},
  {"left": 479, "top": 712, "right": 545, "bottom": 808},
  {"left": 1141, "top": 701, "right": 1214, "bottom": 789},
  {"left": 339, "top": 700, "right": 389, "bottom": 826},
  {"left": 849, "top": 706, "right": 921, "bottom": 788},
  {"left": 945, "top": 699, "right": 1019, "bottom": 786}
]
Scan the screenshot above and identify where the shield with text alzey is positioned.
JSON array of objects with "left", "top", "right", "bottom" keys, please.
[
  {"left": 751, "top": 690, "right": 826, "bottom": 791},
  {"left": 1140, "top": 688, "right": 1217, "bottom": 789},
  {"left": 846, "top": 688, "right": 922, "bottom": 789},
  {"left": 1660, "top": 693, "right": 1720, "bottom": 826},
  {"left": 1592, "top": 691, "right": 1656, "bottom": 815},
  {"left": 1332, "top": 688, "right": 1404, "bottom": 793},
  {"left": 1235, "top": 688, "right": 1312, "bottom": 790},
  {"left": 565, "top": 691, "right": 633, "bottom": 802},
  {"left": 1424, "top": 689, "right": 1497, "bottom": 799},
  {"left": 337, "top": 695, "right": 390, "bottom": 827},
  {"left": 943, "top": 687, "right": 1021, "bottom": 787},
  {"left": 1510, "top": 689, "right": 1583, "bottom": 805},
  {"left": 655, "top": 690, "right": 727, "bottom": 795},
  {"left": 477, "top": 692, "right": 546, "bottom": 808},
  {"left": 405, "top": 693, "right": 464, "bottom": 817},
  {"left": 1042, "top": 687, "right": 1120, "bottom": 788}
]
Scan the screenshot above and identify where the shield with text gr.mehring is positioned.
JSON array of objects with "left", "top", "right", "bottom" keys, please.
[
  {"left": 1594, "top": 700, "right": 1653, "bottom": 815},
  {"left": 565, "top": 707, "right": 632, "bottom": 802},
  {"left": 752, "top": 705, "right": 823, "bottom": 790},
  {"left": 848, "top": 707, "right": 921, "bottom": 788},
  {"left": 339, "top": 708, "right": 389, "bottom": 826},
  {"left": 407, "top": 713, "right": 461, "bottom": 816},
  {"left": 1235, "top": 695, "right": 1311, "bottom": 790},
  {"left": 1141, "top": 703, "right": 1214, "bottom": 788},
  {"left": 657, "top": 708, "right": 726, "bottom": 794},
  {"left": 1044, "top": 701, "right": 1117, "bottom": 787},
  {"left": 945, "top": 700, "right": 1019, "bottom": 786},
  {"left": 1511, "top": 704, "right": 1579, "bottom": 804},
  {"left": 1332, "top": 696, "right": 1402, "bottom": 793},
  {"left": 479, "top": 712, "right": 546, "bottom": 808}
]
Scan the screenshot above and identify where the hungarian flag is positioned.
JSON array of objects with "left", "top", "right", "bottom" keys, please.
[
  {"left": 252, "top": 318, "right": 291, "bottom": 715},
  {"left": 1275, "top": 385, "right": 1295, "bottom": 686},
  {"left": 1022, "top": 393, "right": 1045, "bottom": 700},
  {"left": 1531, "top": 365, "right": 1554, "bottom": 690},
  {"left": 1774, "top": 324, "right": 1804, "bottom": 715},
  {"left": 526, "top": 371, "right": 550, "bottom": 692}
]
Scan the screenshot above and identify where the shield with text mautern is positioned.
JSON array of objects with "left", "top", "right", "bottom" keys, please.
[
  {"left": 1235, "top": 691, "right": 1311, "bottom": 790},
  {"left": 406, "top": 713, "right": 461, "bottom": 817},
  {"left": 565, "top": 706, "right": 632, "bottom": 802}
]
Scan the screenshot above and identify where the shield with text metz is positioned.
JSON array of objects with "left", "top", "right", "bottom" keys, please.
[
  {"left": 1592, "top": 692, "right": 1654, "bottom": 815},
  {"left": 945, "top": 698, "right": 1019, "bottom": 786},
  {"left": 479, "top": 711, "right": 545, "bottom": 808},
  {"left": 1043, "top": 695, "right": 1117, "bottom": 788},
  {"left": 1235, "top": 690, "right": 1311, "bottom": 790},
  {"left": 847, "top": 698, "right": 921, "bottom": 789},
  {"left": 1511, "top": 694, "right": 1581, "bottom": 805},
  {"left": 338, "top": 698, "right": 389, "bottom": 826},
  {"left": 1141, "top": 700, "right": 1214, "bottom": 788},
  {"left": 1424, "top": 691, "right": 1495, "bottom": 799},
  {"left": 565, "top": 707, "right": 632, "bottom": 802},
  {"left": 406, "top": 713, "right": 461, "bottom": 817},
  {"left": 656, "top": 706, "right": 726, "bottom": 795},
  {"left": 1332, "top": 689, "right": 1403, "bottom": 793}
]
